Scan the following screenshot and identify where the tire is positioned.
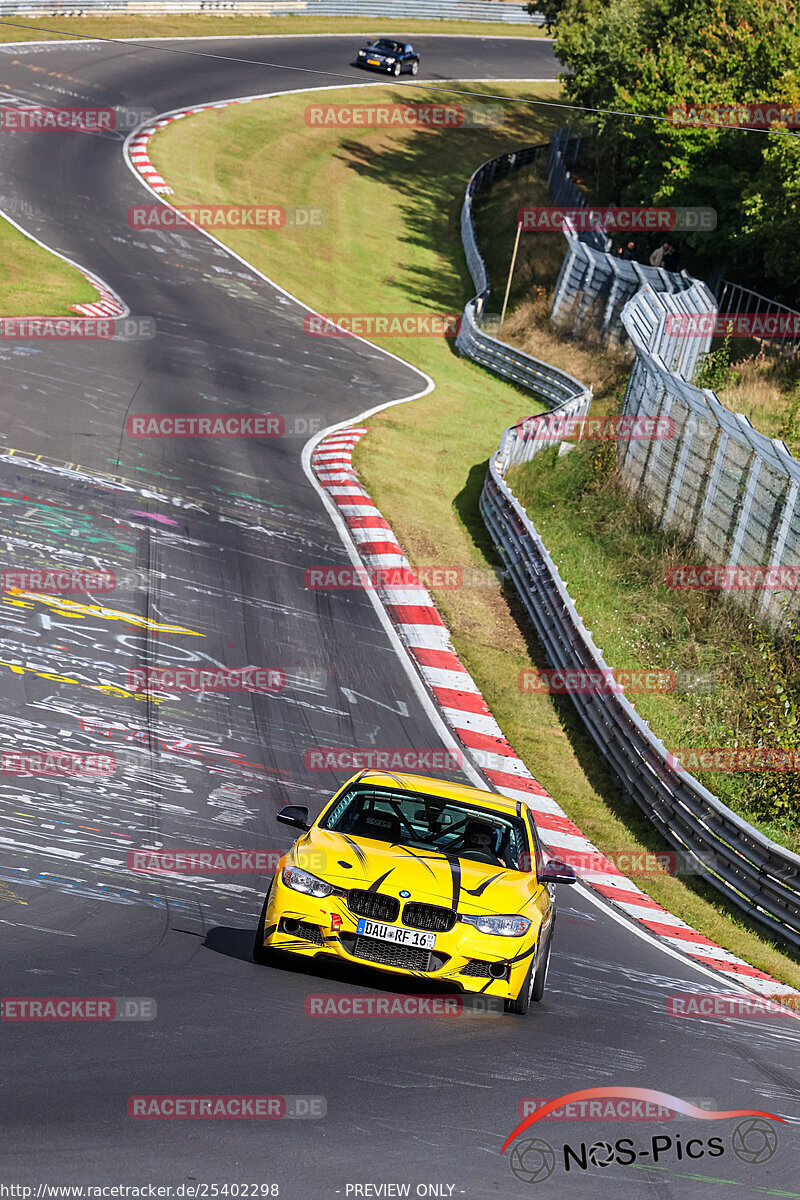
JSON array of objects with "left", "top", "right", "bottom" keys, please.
[
  {"left": 504, "top": 955, "right": 535, "bottom": 1016},
  {"left": 392, "top": 62, "right": 401, "bottom": 76},
  {"left": 531, "top": 934, "right": 552, "bottom": 1003},
  {"left": 410, "top": 60, "right": 419, "bottom": 75},
  {"left": 252, "top": 884, "right": 278, "bottom": 965}
]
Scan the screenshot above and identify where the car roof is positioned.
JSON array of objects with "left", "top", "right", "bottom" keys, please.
[{"left": 351, "top": 770, "right": 523, "bottom": 818}]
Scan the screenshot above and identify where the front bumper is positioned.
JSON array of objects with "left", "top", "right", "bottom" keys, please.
[
  {"left": 262, "top": 874, "right": 538, "bottom": 1001},
  {"left": 358, "top": 58, "right": 396, "bottom": 73}
]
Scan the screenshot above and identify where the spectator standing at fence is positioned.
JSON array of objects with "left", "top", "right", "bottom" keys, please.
[
  {"left": 623, "top": 240, "right": 637, "bottom": 261},
  {"left": 650, "top": 240, "right": 671, "bottom": 268},
  {"left": 664, "top": 242, "right": 681, "bottom": 272}
]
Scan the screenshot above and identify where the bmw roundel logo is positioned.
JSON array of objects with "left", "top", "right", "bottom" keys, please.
[{"left": 399, "top": 889, "right": 411, "bottom": 898}]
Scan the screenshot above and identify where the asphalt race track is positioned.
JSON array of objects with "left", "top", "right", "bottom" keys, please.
[{"left": 0, "top": 30, "right": 797, "bottom": 1198}]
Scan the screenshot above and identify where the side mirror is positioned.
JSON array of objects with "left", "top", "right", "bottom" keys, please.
[
  {"left": 539, "top": 857, "right": 577, "bottom": 884},
  {"left": 277, "top": 805, "right": 310, "bottom": 831}
]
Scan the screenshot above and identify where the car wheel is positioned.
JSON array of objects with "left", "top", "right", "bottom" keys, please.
[
  {"left": 252, "top": 883, "right": 278, "bottom": 965},
  {"left": 392, "top": 62, "right": 401, "bottom": 76},
  {"left": 531, "top": 934, "right": 552, "bottom": 1003},
  {"left": 504, "top": 954, "right": 535, "bottom": 1016},
  {"left": 410, "top": 60, "right": 419, "bottom": 75}
]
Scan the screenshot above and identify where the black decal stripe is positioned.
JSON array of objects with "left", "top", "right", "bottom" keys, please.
[
  {"left": 505, "top": 944, "right": 537, "bottom": 966},
  {"left": 447, "top": 857, "right": 461, "bottom": 911},
  {"left": 464, "top": 870, "right": 510, "bottom": 897},
  {"left": 367, "top": 869, "right": 395, "bottom": 893},
  {"left": 387, "top": 843, "right": 440, "bottom": 878},
  {"left": 340, "top": 834, "right": 368, "bottom": 868}
]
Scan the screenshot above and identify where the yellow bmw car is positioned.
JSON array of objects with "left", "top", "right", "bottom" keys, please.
[{"left": 253, "top": 770, "right": 576, "bottom": 1014}]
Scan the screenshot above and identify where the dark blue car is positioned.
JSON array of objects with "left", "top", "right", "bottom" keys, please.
[{"left": 356, "top": 39, "right": 420, "bottom": 77}]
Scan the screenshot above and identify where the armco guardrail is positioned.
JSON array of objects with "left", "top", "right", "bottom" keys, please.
[
  {"left": 456, "top": 139, "right": 593, "bottom": 414},
  {"left": 480, "top": 435, "right": 800, "bottom": 949},
  {"left": 457, "top": 302, "right": 591, "bottom": 411},
  {"left": 456, "top": 134, "right": 800, "bottom": 948},
  {"left": 0, "top": 0, "right": 546, "bottom": 21}
]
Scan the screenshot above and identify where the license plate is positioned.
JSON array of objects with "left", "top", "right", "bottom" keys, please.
[
  {"left": 367, "top": 58, "right": 381, "bottom": 65},
  {"left": 357, "top": 918, "right": 435, "bottom": 949}
]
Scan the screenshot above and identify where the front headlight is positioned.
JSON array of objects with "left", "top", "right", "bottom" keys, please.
[
  {"left": 283, "top": 865, "right": 332, "bottom": 898},
  {"left": 462, "top": 914, "right": 532, "bottom": 937},
  {"left": 385, "top": 57, "right": 395, "bottom": 64},
  {"left": 358, "top": 50, "right": 366, "bottom": 56}
]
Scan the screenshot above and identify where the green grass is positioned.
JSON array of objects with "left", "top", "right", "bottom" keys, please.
[
  {"left": 508, "top": 441, "right": 800, "bottom": 855},
  {"left": 147, "top": 81, "right": 800, "bottom": 988},
  {"left": 0, "top": 213, "right": 98, "bottom": 317},
  {"left": 0, "top": 14, "right": 550, "bottom": 45}
]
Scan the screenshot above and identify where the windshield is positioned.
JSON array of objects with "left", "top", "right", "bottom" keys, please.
[
  {"left": 320, "top": 784, "right": 531, "bottom": 871},
  {"left": 370, "top": 40, "right": 404, "bottom": 54}
]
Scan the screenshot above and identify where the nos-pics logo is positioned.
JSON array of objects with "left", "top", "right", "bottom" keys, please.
[{"left": 504, "top": 1088, "right": 783, "bottom": 1184}]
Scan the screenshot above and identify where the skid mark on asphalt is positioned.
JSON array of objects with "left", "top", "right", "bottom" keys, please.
[{"left": 0, "top": 450, "right": 346, "bottom": 930}]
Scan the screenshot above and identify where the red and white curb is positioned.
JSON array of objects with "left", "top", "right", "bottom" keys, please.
[
  {"left": 128, "top": 99, "right": 256, "bottom": 196},
  {"left": 129, "top": 122, "right": 175, "bottom": 195},
  {"left": 71, "top": 265, "right": 126, "bottom": 319},
  {"left": 312, "top": 427, "right": 796, "bottom": 1000}
]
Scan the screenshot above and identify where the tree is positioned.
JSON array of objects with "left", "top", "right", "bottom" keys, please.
[
  {"left": 526, "top": 0, "right": 570, "bottom": 30},
  {"left": 550, "top": 0, "right": 800, "bottom": 298}
]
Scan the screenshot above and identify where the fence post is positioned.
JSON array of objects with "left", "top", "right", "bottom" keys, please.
[
  {"left": 757, "top": 462, "right": 800, "bottom": 620},
  {"left": 662, "top": 411, "right": 697, "bottom": 529},
  {"left": 727, "top": 437, "right": 762, "bottom": 564},
  {"left": 695, "top": 427, "right": 728, "bottom": 555}
]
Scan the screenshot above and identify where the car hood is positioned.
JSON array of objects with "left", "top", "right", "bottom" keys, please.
[
  {"left": 361, "top": 47, "right": 394, "bottom": 57},
  {"left": 288, "top": 828, "right": 540, "bottom": 915}
]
